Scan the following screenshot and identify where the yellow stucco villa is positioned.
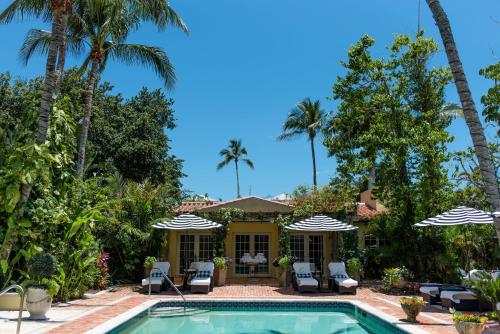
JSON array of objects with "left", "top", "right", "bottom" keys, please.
[{"left": 163, "top": 190, "right": 384, "bottom": 281}]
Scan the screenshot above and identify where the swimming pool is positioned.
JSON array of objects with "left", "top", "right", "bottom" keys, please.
[{"left": 105, "top": 301, "right": 410, "bottom": 334}]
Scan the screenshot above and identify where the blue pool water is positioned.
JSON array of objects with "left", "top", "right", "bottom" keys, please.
[{"left": 107, "top": 301, "right": 407, "bottom": 334}]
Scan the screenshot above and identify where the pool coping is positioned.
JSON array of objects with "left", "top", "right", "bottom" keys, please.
[{"left": 85, "top": 298, "right": 431, "bottom": 334}]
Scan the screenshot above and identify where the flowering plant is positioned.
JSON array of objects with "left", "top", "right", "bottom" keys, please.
[
  {"left": 400, "top": 296, "right": 425, "bottom": 306},
  {"left": 451, "top": 310, "right": 487, "bottom": 324}
]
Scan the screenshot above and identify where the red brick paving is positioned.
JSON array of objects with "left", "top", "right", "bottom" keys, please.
[{"left": 44, "top": 282, "right": 499, "bottom": 334}]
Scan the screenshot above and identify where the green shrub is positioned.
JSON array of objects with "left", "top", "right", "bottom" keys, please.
[
  {"left": 28, "top": 253, "right": 58, "bottom": 281},
  {"left": 346, "top": 258, "right": 362, "bottom": 276},
  {"left": 466, "top": 273, "right": 500, "bottom": 306},
  {"left": 213, "top": 257, "right": 228, "bottom": 269},
  {"left": 382, "top": 266, "right": 413, "bottom": 289},
  {"left": 144, "top": 256, "right": 156, "bottom": 271}
]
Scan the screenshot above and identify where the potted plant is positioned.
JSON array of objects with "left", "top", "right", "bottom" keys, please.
[
  {"left": 452, "top": 311, "right": 487, "bottom": 334},
  {"left": 26, "top": 253, "right": 59, "bottom": 320},
  {"left": 278, "top": 256, "right": 291, "bottom": 287},
  {"left": 465, "top": 272, "right": 500, "bottom": 314},
  {"left": 144, "top": 256, "right": 157, "bottom": 276},
  {"left": 382, "top": 266, "right": 413, "bottom": 290},
  {"left": 400, "top": 296, "right": 425, "bottom": 322},
  {"left": 346, "top": 257, "right": 362, "bottom": 282},
  {"left": 213, "top": 257, "right": 230, "bottom": 286}
]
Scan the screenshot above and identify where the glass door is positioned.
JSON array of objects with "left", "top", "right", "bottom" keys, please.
[
  {"left": 235, "top": 234, "right": 250, "bottom": 274},
  {"left": 234, "top": 234, "right": 270, "bottom": 275},
  {"left": 308, "top": 235, "right": 324, "bottom": 272},
  {"left": 179, "top": 235, "right": 195, "bottom": 273}
]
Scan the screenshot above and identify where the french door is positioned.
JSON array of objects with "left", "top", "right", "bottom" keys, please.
[
  {"left": 289, "top": 234, "right": 324, "bottom": 271},
  {"left": 234, "top": 234, "right": 270, "bottom": 275},
  {"left": 178, "top": 234, "right": 213, "bottom": 274}
]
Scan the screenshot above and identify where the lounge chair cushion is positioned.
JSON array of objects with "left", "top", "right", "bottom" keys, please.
[
  {"left": 191, "top": 277, "right": 211, "bottom": 286},
  {"left": 293, "top": 263, "right": 318, "bottom": 287},
  {"left": 141, "top": 266, "right": 168, "bottom": 286},
  {"left": 420, "top": 286, "right": 439, "bottom": 296},
  {"left": 297, "top": 277, "right": 318, "bottom": 287},
  {"left": 194, "top": 270, "right": 211, "bottom": 279},
  {"left": 328, "top": 262, "right": 358, "bottom": 288},
  {"left": 440, "top": 290, "right": 477, "bottom": 303}
]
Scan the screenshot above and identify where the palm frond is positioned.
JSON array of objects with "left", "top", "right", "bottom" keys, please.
[
  {"left": 243, "top": 159, "right": 254, "bottom": 169},
  {"left": 132, "top": 0, "right": 189, "bottom": 34},
  {"left": 216, "top": 156, "right": 232, "bottom": 170},
  {"left": 19, "top": 28, "right": 84, "bottom": 65},
  {"left": 111, "top": 43, "right": 175, "bottom": 89},
  {"left": 0, "top": 0, "right": 48, "bottom": 24}
]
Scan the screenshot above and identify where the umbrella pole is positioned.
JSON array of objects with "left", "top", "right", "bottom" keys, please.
[{"left": 463, "top": 225, "right": 470, "bottom": 274}]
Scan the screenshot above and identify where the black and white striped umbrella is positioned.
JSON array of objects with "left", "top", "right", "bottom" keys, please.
[
  {"left": 415, "top": 206, "right": 494, "bottom": 227},
  {"left": 152, "top": 214, "right": 222, "bottom": 230},
  {"left": 286, "top": 215, "right": 358, "bottom": 232}
]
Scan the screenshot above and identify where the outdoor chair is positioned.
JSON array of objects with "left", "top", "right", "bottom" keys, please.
[
  {"left": 141, "top": 261, "right": 171, "bottom": 293},
  {"left": 292, "top": 262, "right": 319, "bottom": 293},
  {"left": 328, "top": 262, "right": 358, "bottom": 294},
  {"left": 440, "top": 289, "right": 481, "bottom": 311},
  {"left": 419, "top": 283, "right": 465, "bottom": 305},
  {"left": 190, "top": 261, "right": 215, "bottom": 294}
]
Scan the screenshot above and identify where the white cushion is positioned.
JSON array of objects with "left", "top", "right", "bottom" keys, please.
[
  {"left": 152, "top": 261, "right": 170, "bottom": 274},
  {"left": 335, "top": 277, "right": 358, "bottom": 288},
  {"left": 142, "top": 277, "right": 163, "bottom": 286},
  {"left": 191, "top": 277, "right": 211, "bottom": 286},
  {"left": 420, "top": 286, "right": 439, "bottom": 295},
  {"left": 293, "top": 262, "right": 313, "bottom": 275},
  {"left": 297, "top": 276, "right": 318, "bottom": 287},
  {"left": 440, "top": 290, "right": 476, "bottom": 303},
  {"left": 329, "top": 262, "right": 347, "bottom": 277}
]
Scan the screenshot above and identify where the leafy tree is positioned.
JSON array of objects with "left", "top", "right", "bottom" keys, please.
[
  {"left": 277, "top": 98, "right": 324, "bottom": 189},
  {"left": 479, "top": 62, "right": 500, "bottom": 136},
  {"left": 425, "top": 0, "right": 500, "bottom": 242},
  {"left": 20, "top": 0, "right": 182, "bottom": 178},
  {"left": 217, "top": 139, "right": 254, "bottom": 198},
  {"left": 323, "top": 32, "right": 454, "bottom": 278}
]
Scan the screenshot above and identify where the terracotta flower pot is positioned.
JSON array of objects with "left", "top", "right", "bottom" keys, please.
[
  {"left": 454, "top": 321, "right": 485, "bottom": 334},
  {"left": 214, "top": 267, "right": 227, "bottom": 286},
  {"left": 401, "top": 303, "right": 423, "bottom": 323},
  {"left": 393, "top": 278, "right": 407, "bottom": 289},
  {"left": 26, "top": 287, "right": 52, "bottom": 320}
]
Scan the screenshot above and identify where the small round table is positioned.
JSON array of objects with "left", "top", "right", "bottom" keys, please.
[{"left": 182, "top": 268, "right": 197, "bottom": 290}]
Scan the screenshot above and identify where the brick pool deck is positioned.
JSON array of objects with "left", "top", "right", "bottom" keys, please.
[{"left": 7, "top": 280, "right": 499, "bottom": 334}]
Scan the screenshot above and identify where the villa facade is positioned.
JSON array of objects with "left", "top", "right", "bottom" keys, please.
[{"left": 164, "top": 190, "right": 384, "bottom": 280}]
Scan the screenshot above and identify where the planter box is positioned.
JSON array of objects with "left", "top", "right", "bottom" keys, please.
[
  {"left": 214, "top": 268, "right": 227, "bottom": 286},
  {"left": 0, "top": 293, "right": 26, "bottom": 311}
]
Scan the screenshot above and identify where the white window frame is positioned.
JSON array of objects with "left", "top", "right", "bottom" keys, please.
[{"left": 289, "top": 233, "right": 326, "bottom": 267}]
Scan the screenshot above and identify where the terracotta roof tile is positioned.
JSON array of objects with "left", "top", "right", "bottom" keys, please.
[
  {"left": 356, "top": 203, "right": 383, "bottom": 220},
  {"left": 174, "top": 201, "right": 221, "bottom": 213}
]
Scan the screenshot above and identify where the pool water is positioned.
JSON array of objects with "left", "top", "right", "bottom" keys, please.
[{"left": 107, "top": 301, "right": 406, "bottom": 334}]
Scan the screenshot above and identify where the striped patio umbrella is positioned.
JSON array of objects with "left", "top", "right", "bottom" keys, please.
[
  {"left": 414, "top": 206, "right": 494, "bottom": 227},
  {"left": 286, "top": 215, "right": 358, "bottom": 231},
  {"left": 152, "top": 214, "right": 222, "bottom": 230},
  {"left": 415, "top": 206, "right": 494, "bottom": 272}
]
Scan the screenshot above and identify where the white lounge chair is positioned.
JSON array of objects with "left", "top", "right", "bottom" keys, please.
[
  {"left": 190, "top": 262, "right": 214, "bottom": 294},
  {"left": 292, "top": 262, "right": 319, "bottom": 293},
  {"left": 440, "top": 289, "right": 479, "bottom": 311},
  {"left": 141, "top": 261, "right": 170, "bottom": 292},
  {"left": 328, "top": 262, "right": 358, "bottom": 294}
]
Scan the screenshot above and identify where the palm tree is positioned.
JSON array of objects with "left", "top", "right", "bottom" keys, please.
[
  {"left": 425, "top": 0, "right": 500, "bottom": 242},
  {"left": 217, "top": 139, "right": 254, "bottom": 198},
  {"left": 2, "top": 0, "right": 187, "bottom": 200},
  {"left": 277, "top": 98, "right": 324, "bottom": 190},
  {"left": 21, "top": 0, "right": 184, "bottom": 178}
]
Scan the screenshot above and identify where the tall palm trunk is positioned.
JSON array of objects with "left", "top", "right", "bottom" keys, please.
[
  {"left": 426, "top": 0, "right": 500, "bottom": 241},
  {"left": 76, "top": 60, "right": 99, "bottom": 178},
  {"left": 20, "top": 6, "right": 66, "bottom": 203},
  {"left": 235, "top": 160, "right": 241, "bottom": 198},
  {"left": 54, "top": 12, "right": 68, "bottom": 91},
  {"left": 310, "top": 137, "right": 317, "bottom": 190}
]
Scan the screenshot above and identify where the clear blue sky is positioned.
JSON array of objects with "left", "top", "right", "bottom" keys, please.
[{"left": 0, "top": 0, "right": 498, "bottom": 200}]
